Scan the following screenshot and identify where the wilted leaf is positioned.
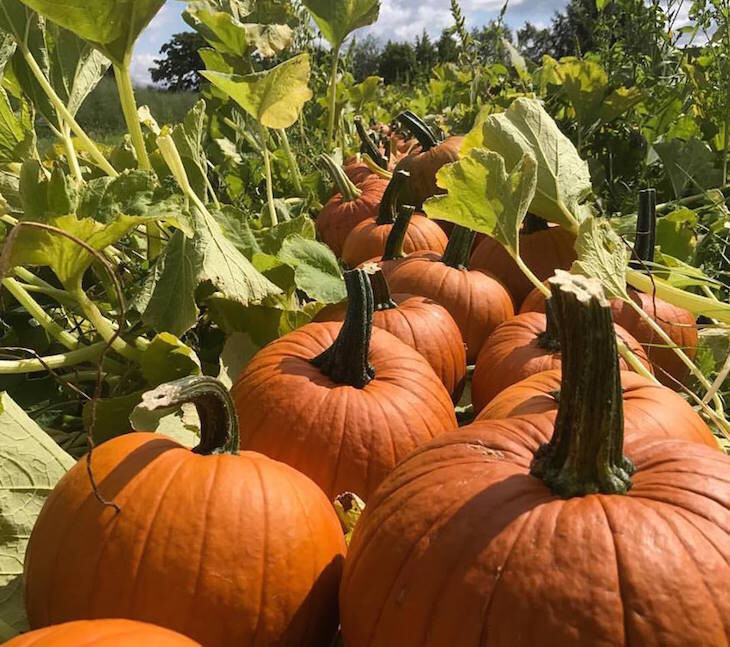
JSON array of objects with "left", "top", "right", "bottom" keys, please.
[
  {"left": 278, "top": 234, "right": 346, "bottom": 302},
  {"left": 303, "top": 0, "right": 380, "bottom": 48},
  {"left": 140, "top": 332, "right": 202, "bottom": 385}
]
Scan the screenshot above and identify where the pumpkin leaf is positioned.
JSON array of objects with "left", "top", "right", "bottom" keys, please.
[
  {"left": 303, "top": 0, "right": 380, "bottom": 48},
  {"left": 652, "top": 137, "right": 722, "bottom": 199},
  {"left": 0, "top": 87, "right": 34, "bottom": 163},
  {"left": 334, "top": 492, "right": 366, "bottom": 546},
  {"left": 139, "top": 332, "right": 202, "bottom": 386},
  {"left": 16, "top": 0, "right": 166, "bottom": 67},
  {"left": 424, "top": 149, "right": 538, "bottom": 258},
  {"left": 278, "top": 234, "right": 346, "bottom": 303},
  {"left": 475, "top": 97, "right": 592, "bottom": 231},
  {"left": 218, "top": 331, "right": 261, "bottom": 388},
  {"left": 0, "top": 391, "right": 74, "bottom": 638},
  {"left": 202, "top": 54, "right": 313, "bottom": 129}
]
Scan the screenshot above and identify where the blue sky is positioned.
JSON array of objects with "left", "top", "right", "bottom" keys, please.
[{"left": 132, "top": 0, "right": 570, "bottom": 84}]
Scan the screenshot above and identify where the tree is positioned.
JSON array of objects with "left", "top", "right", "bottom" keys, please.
[
  {"left": 414, "top": 31, "right": 437, "bottom": 78},
  {"left": 150, "top": 32, "right": 206, "bottom": 91},
  {"left": 349, "top": 35, "right": 382, "bottom": 82},
  {"left": 436, "top": 29, "right": 459, "bottom": 63},
  {"left": 378, "top": 41, "right": 418, "bottom": 85}
]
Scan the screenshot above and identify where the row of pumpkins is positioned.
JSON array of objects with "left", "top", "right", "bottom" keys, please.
[{"left": 9, "top": 115, "right": 728, "bottom": 647}]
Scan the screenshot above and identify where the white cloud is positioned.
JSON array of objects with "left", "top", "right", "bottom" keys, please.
[{"left": 130, "top": 53, "right": 158, "bottom": 86}]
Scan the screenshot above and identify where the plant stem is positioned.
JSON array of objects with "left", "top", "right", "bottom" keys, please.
[
  {"left": 277, "top": 128, "right": 304, "bottom": 196},
  {"left": 319, "top": 153, "right": 362, "bottom": 201},
  {"left": 258, "top": 125, "right": 278, "bottom": 226},
  {"left": 0, "top": 342, "right": 109, "bottom": 374},
  {"left": 382, "top": 205, "right": 414, "bottom": 260},
  {"left": 16, "top": 42, "right": 117, "bottom": 177},
  {"left": 327, "top": 43, "right": 341, "bottom": 149},
  {"left": 58, "top": 116, "right": 83, "bottom": 183},
  {"left": 441, "top": 226, "right": 475, "bottom": 269}
]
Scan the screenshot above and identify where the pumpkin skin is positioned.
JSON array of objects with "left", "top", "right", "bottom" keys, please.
[
  {"left": 24, "top": 434, "right": 346, "bottom": 647},
  {"left": 232, "top": 322, "right": 458, "bottom": 500},
  {"left": 470, "top": 226, "right": 576, "bottom": 308},
  {"left": 315, "top": 293, "right": 467, "bottom": 401},
  {"left": 477, "top": 368, "right": 718, "bottom": 449},
  {"left": 343, "top": 160, "right": 375, "bottom": 185},
  {"left": 471, "top": 311, "right": 652, "bottom": 412},
  {"left": 520, "top": 286, "right": 698, "bottom": 388},
  {"left": 3, "top": 619, "right": 200, "bottom": 646},
  {"left": 387, "top": 251, "right": 514, "bottom": 363},
  {"left": 339, "top": 419, "right": 730, "bottom": 647}
]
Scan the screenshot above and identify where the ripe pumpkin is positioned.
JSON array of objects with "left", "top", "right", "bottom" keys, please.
[
  {"left": 471, "top": 307, "right": 652, "bottom": 412},
  {"left": 341, "top": 170, "right": 448, "bottom": 268},
  {"left": 315, "top": 268, "right": 467, "bottom": 401},
  {"left": 340, "top": 273, "right": 730, "bottom": 647},
  {"left": 232, "top": 269, "right": 457, "bottom": 500},
  {"left": 24, "top": 377, "right": 346, "bottom": 647},
  {"left": 3, "top": 619, "right": 200, "bottom": 646},
  {"left": 356, "top": 204, "right": 421, "bottom": 278},
  {"left": 393, "top": 111, "right": 463, "bottom": 208},
  {"left": 387, "top": 225, "right": 514, "bottom": 363},
  {"left": 470, "top": 215, "right": 576, "bottom": 308},
  {"left": 317, "top": 153, "right": 388, "bottom": 257}
]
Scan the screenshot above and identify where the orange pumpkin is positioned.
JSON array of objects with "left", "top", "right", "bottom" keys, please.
[
  {"left": 470, "top": 216, "right": 576, "bottom": 308},
  {"left": 316, "top": 268, "right": 467, "bottom": 401},
  {"left": 387, "top": 226, "right": 514, "bottom": 363},
  {"left": 24, "top": 377, "right": 346, "bottom": 647},
  {"left": 316, "top": 153, "right": 388, "bottom": 257},
  {"left": 4, "top": 619, "right": 200, "bottom": 646},
  {"left": 341, "top": 170, "right": 447, "bottom": 268},
  {"left": 340, "top": 273, "right": 730, "bottom": 647},
  {"left": 232, "top": 269, "right": 457, "bottom": 500},
  {"left": 471, "top": 307, "right": 652, "bottom": 412}
]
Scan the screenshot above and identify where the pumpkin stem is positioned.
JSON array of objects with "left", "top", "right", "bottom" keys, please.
[
  {"left": 522, "top": 213, "right": 550, "bottom": 234},
  {"left": 312, "top": 269, "right": 375, "bottom": 388},
  {"left": 365, "top": 266, "right": 397, "bottom": 310},
  {"left": 376, "top": 170, "right": 410, "bottom": 225},
  {"left": 630, "top": 188, "right": 657, "bottom": 270},
  {"left": 395, "top": 111, "right": 439, "bottom": 151},
  {"left": 530, "top": 271, "right": 634, "bottom": 497},
  {"left": 319, "top": 153, "right": 362, "bottom": 202},
  {"left": 536, "top": 297, "right": 561, "bottom": 351},
  {"left": 441, "top": 226, "right": 476, "bottom": 270},
  {"left": 381, "top": 205, "right": 415, "bottom": 261},
  {"left": 355, "top": 116, "right": 388, "bottom": 170},
  {"left": 137, "top": 376, "right": 239, "bottom": 455}
]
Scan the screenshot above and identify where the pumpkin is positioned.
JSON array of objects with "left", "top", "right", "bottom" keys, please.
[
  {"left": 470, "top": 215, "right": 576, "bottom": 308},
  {"left": 232, "top": 269, "right": 457, "bottom": 500},
  {"left": 357, "top": 204, "right": 420, "bottom": 278},
  {"left": 317, "top": 153, "right": 388, "bottom": 257},
  {"left": 387, "top": 226, "right": 514, "bottom": 363},
  {"left": 471, "top": 306, "right": 652, "bottom": 412},
  {"left": 393, "top": 111, "right": 463, "bottom": 208},
  {"left": 24, "top": 377, "right": 346, "bottom": 647},
  {"left": 341, "top": 170, "right": 448, "bottom": 268},
  {"left": 315, "top": 268, "right": 467, "bottom": 401},
  {"left": 3, "top": 619, "right": 200, "bottom": 646},
  {"left": 340, "top": 272, "right": 730, "bottom": 647}
]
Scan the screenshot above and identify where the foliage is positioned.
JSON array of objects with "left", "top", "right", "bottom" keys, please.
[{"left": 150, "top": 32, "right": 207, "bottom": 91}]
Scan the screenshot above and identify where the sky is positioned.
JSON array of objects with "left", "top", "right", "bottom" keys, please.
[{"left": 132, "top": 0, "right": 570, "bottom": 85}]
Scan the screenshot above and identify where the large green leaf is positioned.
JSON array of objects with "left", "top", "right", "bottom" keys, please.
[
  {"left": 653, "top": 137, "right": 722, "bottom": 199},
  {"left": 0, "top": 391, "right": 74, "bottom": 639},
  {"left": 278, "top": 234, "right": 346, "bottom": 303},
  {"left": 423, "top": 149, "right": 538, "bottom": 257},
  {"left": 17, "top": 0, "right": 165, "bottom": 66},
  {"left": 0, "top": 88, "right": 33, "bottom": 163},
  {"left": 303, "top": 0, "right": 380, "bottom": 48},
  {"left": 472, "top": 97, "right": 592, "bottom": 231},
  {"left": 555, "top": 58, "right": 608, "bottom": 125},
  {"left": 202, "top": 54, "right": 313, "bottom": 129}
]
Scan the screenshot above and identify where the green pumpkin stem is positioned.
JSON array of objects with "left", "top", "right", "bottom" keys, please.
[
  {"left": 536, "top": 297, "right": 561, "bottom": 351},
  {"left": 530, "top": 271, "right": 634, "bottom": 497},
  {"left": 395, "top": 111, "right": 439, "bottom": 151},
  {"left": 355, "top": 116, "right": 388, "bottom": 170},
  {"left": 441, "top": 226, "right": 476, "bottom": 269},
  {"left": 381, "top": 205, "right": 415, "bottom": 261},
  {"left": 376, "top": 170, "right": 410, "bottom": 225},
  {"left": 312, "top": 269, "right": 375, "bottom": 388},
  {"left": 138, "top": 376, "right": 239, "bottom": 455},
  {"left": 522, "top": 213, "right": 550, "bottom": 234},
  {"left": 630, "top": 188, "right": 657, "bottom": 270},
  {"left": 319, "top": 153, "right": 362, "bottom": 202},
  {"left": 365, "top": 266, "right": 397, "bottom": 310}
]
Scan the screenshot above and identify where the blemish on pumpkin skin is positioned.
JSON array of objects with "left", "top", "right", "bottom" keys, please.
[{"left": 465, "top": 441, "right": 504, "bottom": 459}]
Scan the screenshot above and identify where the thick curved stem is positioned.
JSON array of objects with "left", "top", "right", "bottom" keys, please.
[
  {"left": 365, "top": 267, "right": 397, "bottom": 310},
  {"left": 311, "top": 269, "right": 375, "bottom": 387},
  {"left": 355, "top": 116, "right": 388, "bottom": 169},
  {"left": 530, "top": 271, "right": 634, "bottom": 497},
  {"left": 382, "top": 205, "right": 415, "bottom": 261},
  {"left": 376, "top": 170, "right": 409, "bottom": 225},
  {"left": 395, "top": 111, "right": 439, "bottom": 150},
  {"left": 138, "top": 376, "right": 239, "bottom": 455},
  {"left": 441, "top": 226, "right": 475, "bottom": 269},
  {"left": 319, "top": 153, "right": 362, "bottom": 201},
  {"left": 536, "top": 298, "right": 561, "bottom": 351}
]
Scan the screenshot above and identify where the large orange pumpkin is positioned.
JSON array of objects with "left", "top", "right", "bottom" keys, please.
[
  {"left": 4, "top": 619, "right": 200, "bottom": 646},
  {"left": 341, "top": 170, "right": 447, "bottom": 268},
  {"left": 315, "top": 268, "right": 467, "bottom": 401},
  {"left": 340, "top": 273, "right": 730, "bottom": 647},
  {"left": 316, "top": 153, "right": 388, "bottom": 257},
  {"left": 24, "top": 377, "right": 346, "bottom": 647},
  {"left": 232, "top": 269, "right": 457, "bottom": 500},
  {"left": 470, "top": 216, "right": 576, "bottom": 308},
  {"left": 387, "top": 226, "right": 514, "bottom": 363},
  {"left": 471, "top": 307, "right": 651, "bottom": 412},
  {"left": 393, "top": 111, "right": 463, "bottom": 208}
]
